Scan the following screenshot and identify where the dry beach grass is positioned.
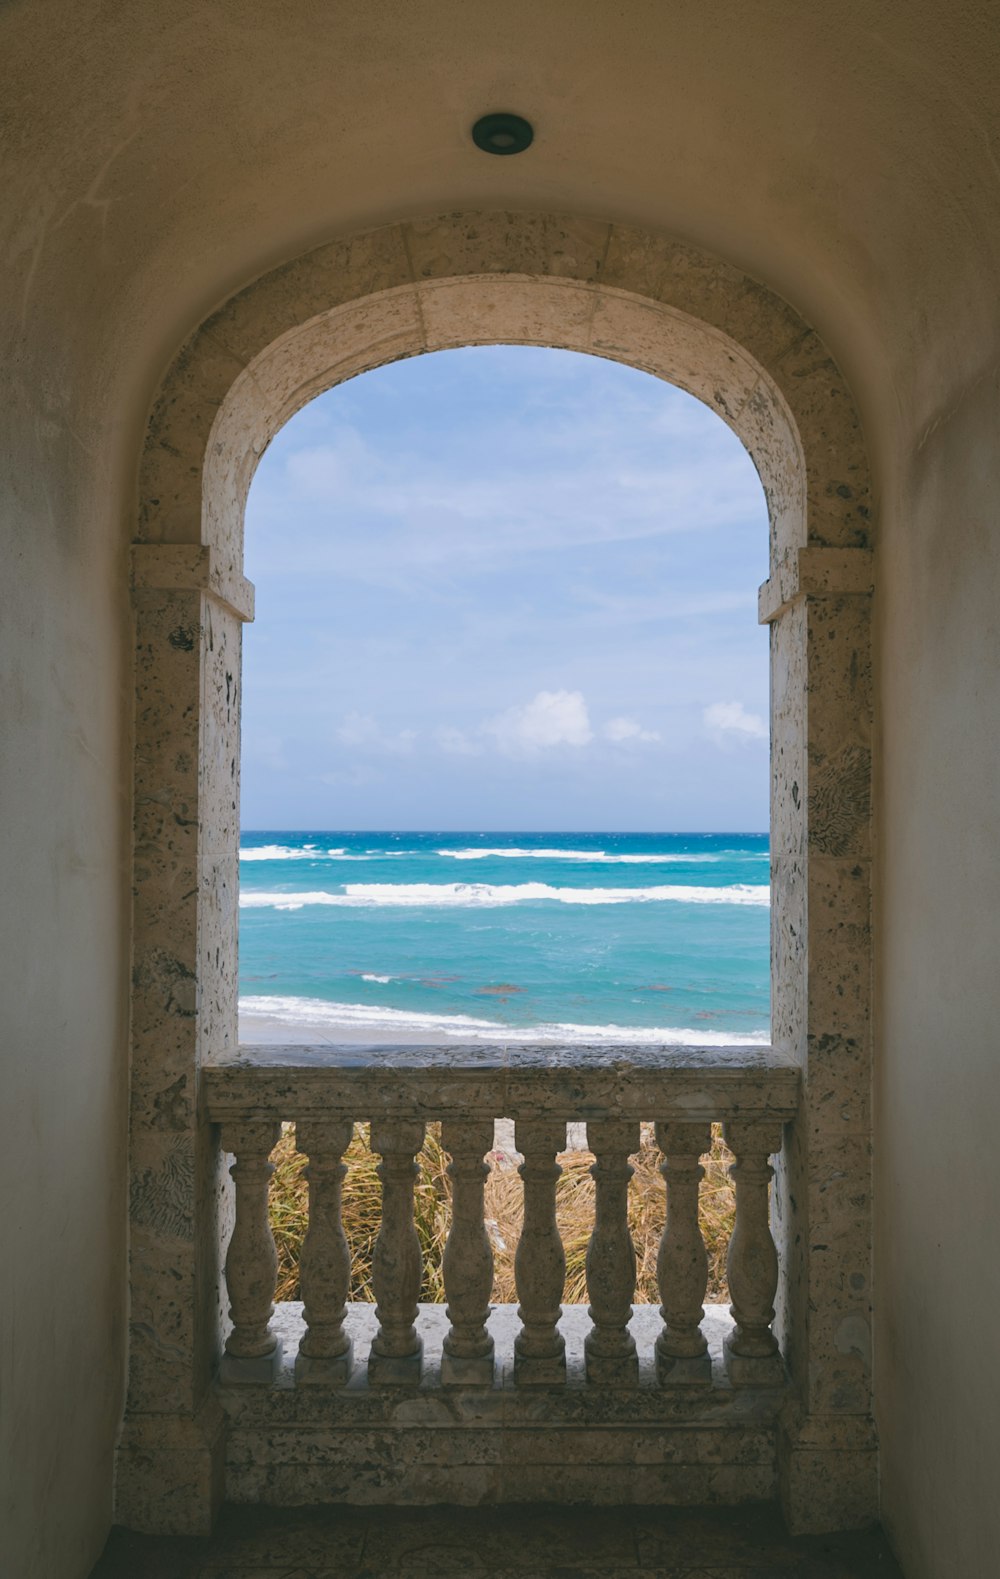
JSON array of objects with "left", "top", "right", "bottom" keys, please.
[{"left": 269, "top": 1122, "right": 734, "bottom": 1306}]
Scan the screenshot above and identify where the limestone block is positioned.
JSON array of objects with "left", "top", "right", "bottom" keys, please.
[
  {"left": 420, "top": 276, "right": 595, "bottom": 355},
  {"left": 202, "top": 1043, "right": 802, "bottom": 1124},
  {"left": 806, "top": 857, "right": 872, "bottom": 1042},
  {"left": 601, "top": 226, "right": 801, "bottom": 363},
  {"left": 204, "top": 225, "right": 413, "bottom": 367},
  {"left": 219, "top": 1343, "right": 284, "bottom": 1386},
  {"left": 769, "top": 334, "right": 870, "bottom": 552},
  {"left": 591, "top": 290, "right": 761, "bottom": 417},
  {"left": 779, "top": 1415, "right": 879, "bottom": 1534},
  {"left": 248, "top": 289, "right": 423, "bottom": 425},
  {"left": 405, "top": 211, "right": 610, "bottom": 285},
  {"left": 115, "top": 1396, "right": 225, "bottom": 1536}
]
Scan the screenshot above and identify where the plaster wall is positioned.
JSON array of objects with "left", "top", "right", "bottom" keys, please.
[
  {"left": 874, "top": 377, "right": 1000, "bottom": 1578},
  {"left": 2, "top": 3, "right": 1000, "bottom": 1575},
  {"left": 0, "top": 326, "right": 131, "bottom": 1571}
]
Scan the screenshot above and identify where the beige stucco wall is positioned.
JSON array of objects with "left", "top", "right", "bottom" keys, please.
[
  {"left": 3, "top": 3, "right": 1000, "bottom": 1574},
  {"left": 0, "top": 289, "right": 131, "bottom": 1571},
  {"left": 875, "top": 379, "right": 1000, "bottom": 1576}
]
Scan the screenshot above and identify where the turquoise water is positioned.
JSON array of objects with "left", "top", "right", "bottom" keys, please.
[{"left": 238, "top": 832, "right": 770, "bottom": 1043}]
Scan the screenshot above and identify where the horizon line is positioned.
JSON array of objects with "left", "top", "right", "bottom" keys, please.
[{"left": 239, "top": 827, "right": 771, "bottom": 837}]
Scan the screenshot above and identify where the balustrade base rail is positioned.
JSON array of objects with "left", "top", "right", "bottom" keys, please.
[
  {"left": 221, "top": 1301, "right": 784, "bottom": 1508},
  {"left": 205, "top": 1044, "right": 799, "bottom": 1510}
]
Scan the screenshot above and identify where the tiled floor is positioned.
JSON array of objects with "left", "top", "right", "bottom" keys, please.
[{"left": 89, "top": 1503, "right": 904, "bottom": 1578}]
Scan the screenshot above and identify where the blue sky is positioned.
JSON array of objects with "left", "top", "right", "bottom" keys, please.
[{"left": 241, "top": 347, "right": 769, "bottom": 831}]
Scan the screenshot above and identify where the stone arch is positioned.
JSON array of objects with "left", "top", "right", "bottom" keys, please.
[
  {"left": 140, "top": 212, "right": 871, "bottom": 568},
  {"left": 123, "top": 212, "right": 875, "bottom": 1534}
]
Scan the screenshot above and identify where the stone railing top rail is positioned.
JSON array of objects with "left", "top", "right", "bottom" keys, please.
[{"left": 203, "top": 1042, "right": 799, "bottom": 1124}]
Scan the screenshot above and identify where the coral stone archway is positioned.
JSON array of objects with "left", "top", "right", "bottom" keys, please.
[{"left": 121, "top": 212, "right": 874, "bottom": 1534}]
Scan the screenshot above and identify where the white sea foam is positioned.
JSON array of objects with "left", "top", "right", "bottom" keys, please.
[
  {"left": 361, "top": 973, "right": 393, "bottom": 983},
  {"left": 240, "top": 844, "right": 344, "bottom": 861},
  {"left": 239, "top": 995, "right": 500, "bottom": 1033},
  {"left": 238, "top": 993, "right": 768, "bottom": 1045},
  {"left": 440, "top": 847, "right": 608, "bottom": 860},
  {"left": 239, "top": 881, "right": 770, "bottom": 910},
  {"left": 438, "top": 848, "right": 735, "bottom": 863},
  {"left": 241, "top": 845, "right": 760, "bottom": 865},
  {"left": 240, "top": 844, "right": 308, "bottom": 861}
]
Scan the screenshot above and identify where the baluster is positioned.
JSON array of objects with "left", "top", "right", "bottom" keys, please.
[
  {"left": 295, "top": 1119, "right": 355, "bottom": 1386},
  {"left": 513, "top": 1120, "right": 567, "bottom": 1385},
  {"left": 584, "top": 1120, "right": 639, "bottom": 1385},
  {"left": 440, "top": 1120, "right": 495, "bottom": 1386},
  {"left": 219, "top": 1120, "right": 282, "bottom": 1384},
  {"left": 654, "top": 1121, "right": 712, "bottom": 1385},
  {"left": 723, "top": 1120, "right": 785, "bottom": 1386},
  {"left": 369, "top": 1119, "right": 425, "bottom": 1385}
]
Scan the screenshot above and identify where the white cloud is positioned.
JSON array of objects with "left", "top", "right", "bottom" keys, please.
[
  {"left": 483, "top": 690, "right": 594, "bottom": 756},
  {"left": 247, "top": 359, "right": 765, "bottom": 587},
  {"left": 703, "top": 701, "right": 767, "bottom": 745},
  {"left": 604, "top": 715, "right": 661, "bottom": 744},
  {"left": 241, "top": 350, "right": 771, "bottom": 827},
  {"left": 434, "top": 725, "right": 483, "bottom": 757},
  {"left": 336, "top": 712, "right": 416, "bottom": 753}
]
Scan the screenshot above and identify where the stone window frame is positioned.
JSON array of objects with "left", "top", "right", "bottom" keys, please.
[{"left": 121, "top": 212, "right": 875, "bottom": 1533}]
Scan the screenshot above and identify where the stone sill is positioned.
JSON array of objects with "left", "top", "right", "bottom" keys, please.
[{"left": 204, "top": 1043, "right": 800, "bottom": 1125}]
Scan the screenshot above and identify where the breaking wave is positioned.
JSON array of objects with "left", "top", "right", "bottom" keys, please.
[
  {"left": 240, "top": 844, "right": 346, "bottom": 861},
  {"left": 239, "top": 881, "right": 770, "bottom": 911},
  {"left": 437, "top": 847, "right": 732, "bottom": 863},
  {"left": 238, "top": 994, "right": 769, "bottom": 1045}
]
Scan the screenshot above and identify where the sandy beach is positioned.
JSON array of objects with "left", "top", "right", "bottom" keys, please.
[{"left": 239, "top": 1010, "right": 502, "bottom": 1046}]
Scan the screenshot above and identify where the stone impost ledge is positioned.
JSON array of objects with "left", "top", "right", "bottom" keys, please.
[
  {"left": 202, "top": 1042, "right": 800, "bottom": 1125},
  {"left": 758, "top": 546, "right": 873, "bottom": 624},
  {"left": 131, "top": 543, "right": 255, "bottom": 622}
]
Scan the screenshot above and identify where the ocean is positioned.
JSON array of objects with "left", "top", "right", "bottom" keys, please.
[{"left": 238, "top": 832, "right": 770, "bottom": 1045}]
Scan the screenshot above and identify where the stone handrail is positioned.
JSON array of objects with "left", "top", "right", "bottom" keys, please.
[{"left": 203, "top": 1044, "right": 798, "bottom": 1394}]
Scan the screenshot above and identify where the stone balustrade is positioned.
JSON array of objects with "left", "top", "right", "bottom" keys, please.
[{"left": 205, "top": 1044, "right": 798, "bottom": 1402}]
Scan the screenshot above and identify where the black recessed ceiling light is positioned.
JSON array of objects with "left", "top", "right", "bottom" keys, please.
[{"left": 472, "top": 112, "right": 534, "bottom": 155}]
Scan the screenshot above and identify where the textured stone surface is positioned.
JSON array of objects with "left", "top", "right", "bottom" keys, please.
[
  {"left": 10, "top": 4, "right": 1000, "bottom": 1570},
  {"left": 122, "top": 210, "right": 874, "bottom": 1538},
  {"left": 585, "top": 1120, "right": 641, "bottom": 1387},
  {"left": 441, "top": 1119, "right": 496, "bottom": 1386},
  {"left": 89, "top": 1500, "right": 903, "bottom": 1578},
  {"left": 761, "top": 558, "right": 875, "bottom": 1525},
  {"left": 121, "top": 567, "right": 248, "bottom": 1528},
  {"left": 655, "top": 1121, "right": 711, "bottom": 1386},
  {"left": 218, "top": 1304, "right": 782, "bottom": 1508},
  {"left": 159, "top": 212, "right": 871, "bottom": 592},
  {"left": 295, "top": 1120, "right": 355, "bottom": 1385},
  {"left": 203, "top": 1043, "right": 802, "bottom": 1122}
]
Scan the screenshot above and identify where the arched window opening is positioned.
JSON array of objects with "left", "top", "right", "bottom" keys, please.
[
  {"left": 122, "top": 217, "right": 875, "bottom": 1535},
  {"left": 239, "top": 346, "right": 771, "bottom": 1052}
]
